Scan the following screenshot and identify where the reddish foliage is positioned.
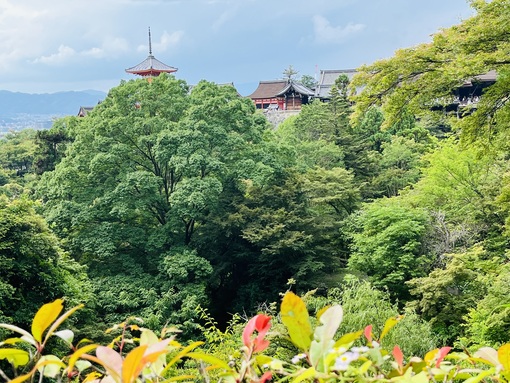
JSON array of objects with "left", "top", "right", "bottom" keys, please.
[{"left": 242, "top": 314, "right": 271, "bottom": 353}]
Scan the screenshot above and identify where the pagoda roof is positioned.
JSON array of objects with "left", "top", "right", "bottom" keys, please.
[
  {"left": 125, "top": 54, "right": 178, "bottom": 76},
  {"left": 248, "top": 80, "right": 313, "bottom": 99}
]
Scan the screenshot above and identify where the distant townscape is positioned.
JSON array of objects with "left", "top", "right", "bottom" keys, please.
[{"left": 0, "top": 90, "right": 106, "bottom": 135}]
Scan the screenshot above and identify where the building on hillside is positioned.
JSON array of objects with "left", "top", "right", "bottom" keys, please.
[
  {"left": 315, "top": 69, "right": 357, "bottom": 101},
  {"left": 77, "top": 106, "right": 94, "bottom": 117},
  {"left": 247, "top": 80, "right": 314, "bottom": 110},
  {"left": 431, "top": 70, "right": 497, "bottom": 115},
  {"left": 453, "top": 70, "right": 497, "bottom": 110},
  {"left": 125, "top": 28, "right": 178, "bottom": 78}
]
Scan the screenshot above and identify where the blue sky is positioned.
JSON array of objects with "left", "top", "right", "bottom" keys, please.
[{"left": 0, "top": 0, "right": 474, "bottom": 96}]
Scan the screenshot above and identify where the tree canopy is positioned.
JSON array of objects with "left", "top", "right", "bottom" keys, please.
[{"left": 350, "top": 0, "right": 510, "bottom": 145}]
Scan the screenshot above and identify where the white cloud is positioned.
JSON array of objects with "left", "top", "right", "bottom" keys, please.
[
  {"left": 312, "top": 15, "right": 365, "bottom": 44},
  {"left": 0, "top": 1, "right": 49, "bottom": 69},
  {"left": 33, "top": 35, "right": 130, "bottom": 65},
  {"left": 82, "top": 38, "right": 130, "bottom": 59},
  {"left": 33, "top": 45, "right": 76, "bottom": 65},
  {"left": 137, "top": 30, "right": 184, "bottom": 53}
]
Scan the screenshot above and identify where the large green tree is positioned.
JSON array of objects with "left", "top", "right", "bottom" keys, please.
[{"left": 38, "top": 76, "right": 269, "bottom": 328}]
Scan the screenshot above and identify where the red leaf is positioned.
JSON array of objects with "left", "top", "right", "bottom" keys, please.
[
  {"left": 393, "top": 345, "right": 404, "bottom": 369},
  {"left": 260, "top": 371, "right": 272, "bottom": 383},
  {"left": 242, "top": 315, "right": 271, "bottom": 353},
  {"left": 435, "top": 347, "right": 452, "bottom": 367},
  {"left": 364, "top": 325, "right": 373, "bottom": 343}
]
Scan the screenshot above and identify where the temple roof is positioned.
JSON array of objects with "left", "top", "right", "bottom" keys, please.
[
  {"left": 315, "top": 69, "right": 356, "bottom": 99},
  {"left": 461, "top": 69, "right": 497, "bottom": 86},
  {"left": 248, "top": 80, "right": 313, "bottom": 99},
  {"left": 125, "top": 55, "right": 178, "bottom": 76},
  {"left": 77, "top": 106, "right": 94, "bottom": 117},
  {"left": 248, "top": 80, "right": 287, "bottom": 99},
  {"left": 275, "top": 81, "right": 314, "bottom": 97}
]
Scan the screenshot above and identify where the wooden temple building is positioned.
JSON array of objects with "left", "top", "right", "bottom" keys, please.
[
  {"left": 125, "top": 28, "right": 178, "bottom": 78},
  {"left": 314, "top": 69, "right": 357, "bottom": 101},
  {"left": 452, "top": 70, "right": 497, "bottom": 109},
  {"left": 77, "top": 106, "right": 94, "bottom": 117},
  {"left": 247, "top": 80, "right": 314, "bottom": 111},
  {"left": 428, "top": 70, "right": 497, "bottom": 114}
]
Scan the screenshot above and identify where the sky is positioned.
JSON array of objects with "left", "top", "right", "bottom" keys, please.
[{"left": 0, "top": 0, "right": 475, "bottom": 96}]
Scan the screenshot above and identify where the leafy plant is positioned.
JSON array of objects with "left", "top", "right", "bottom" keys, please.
[{"left": 1, "top": 294, "right": 510, "bottom": 383}]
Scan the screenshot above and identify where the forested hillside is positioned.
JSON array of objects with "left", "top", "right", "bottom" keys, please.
[{"left": 1, "top": 2, "right": 509, "bottom": 375}]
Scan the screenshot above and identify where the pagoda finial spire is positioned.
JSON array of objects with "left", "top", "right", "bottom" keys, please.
[
  {"left": 148, "top": 26, "right": 152, "bottom": 55},
  {"left": 126, "top": 27, "right": 178, "bottom": 77}
]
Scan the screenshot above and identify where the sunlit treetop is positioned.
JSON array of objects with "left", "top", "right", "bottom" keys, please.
[{"left": 350, "top": 0, "right": 510, "bottom": 145}]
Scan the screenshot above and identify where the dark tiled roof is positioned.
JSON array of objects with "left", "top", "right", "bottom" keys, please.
[
  {"left": 461, "top": 70, "right": 497, "bottom": 86},
  {"left": 77, "top": 106, "right": 94, "bottom": 117},
  {"left": 247, "top": 80, "right": 288, "bottom": 99},
  {"left": 275, "top": 81, "right": 314, "bottom": 97},
  {"left": 315, "top": 69, "right": 356, "bottom": 99},
  {"left": 248, "top": 80, "right": 314, "bottom": 99},
  {"left": 125, "top": 55, "right": 178, "bottom": 76}
]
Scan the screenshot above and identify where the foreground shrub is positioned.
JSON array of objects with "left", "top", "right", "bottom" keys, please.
[{"left": 0, "top": 294, "right": 509, "bottom": 383}]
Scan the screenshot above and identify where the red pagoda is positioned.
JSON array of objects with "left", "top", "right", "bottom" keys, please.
[{"left": 125, "top": 28, "right": 178, "bottom": 78}]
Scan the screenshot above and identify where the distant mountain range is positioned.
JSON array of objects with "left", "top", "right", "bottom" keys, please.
[{"left": 0, "top": 89, "right": 107, "bottom": 134}]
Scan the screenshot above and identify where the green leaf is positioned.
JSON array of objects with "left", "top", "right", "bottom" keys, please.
[
  {"left": 0, "top": 348, "right": 30, "bottom": 367},
  {"left": 164, "top": 341, "right": 204, "bottom": 374},
  {"left": 255, "top": 355, "right": 273, "bottom": 366},
  {"left": 37, "top": 355, "right": 65, "bottom": 378},
  {"left": 75, "top": 360, "right": 92, "bottom": 373},
  {"left": 291, "top": 367, "right": 317, "bottom": 383},
  {"left": 358, "top": 360, "right": 372, "bottom": 374},
  {"left": 0, "top": 337, "right": 26, "bottom": 346},
  {"left": 31, "top": 299, "right": 64, "bottom": 343},
  {"left": 0, "top": 324, "right": 36, "bottom": 347},
  {"left": 411, "top": 371, "right": 429, "bottom": 383},
  {"left": 280, "top": 292, "right": 313, "bottom": 351},
  {"left": 463, "top": 368, "right": 495, "bottom": 383},
  {"left": 334, "top": 330, "right": 362, "bottom": 348},
  {"left": 186, "top": 352, "right": 231, "bottom": 371},
  {"left": 309, "top": 305, "right": 343, "bottom": 371},
  {"left": 380, "top": 315, "right": 403, "bottom": 341},
  {"left": 160, "top": 375, "right": 197, "bottom": 382},
  {"left": 140, "top": 329, "right": 159, "bottom": 346},
  {"left": 53, "top": 329, "right": 74, "bottom": 346}
]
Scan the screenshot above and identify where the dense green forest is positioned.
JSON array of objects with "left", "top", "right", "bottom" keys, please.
[{"left": 1, "top": 0, "right": 509, "bottom": 369}]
